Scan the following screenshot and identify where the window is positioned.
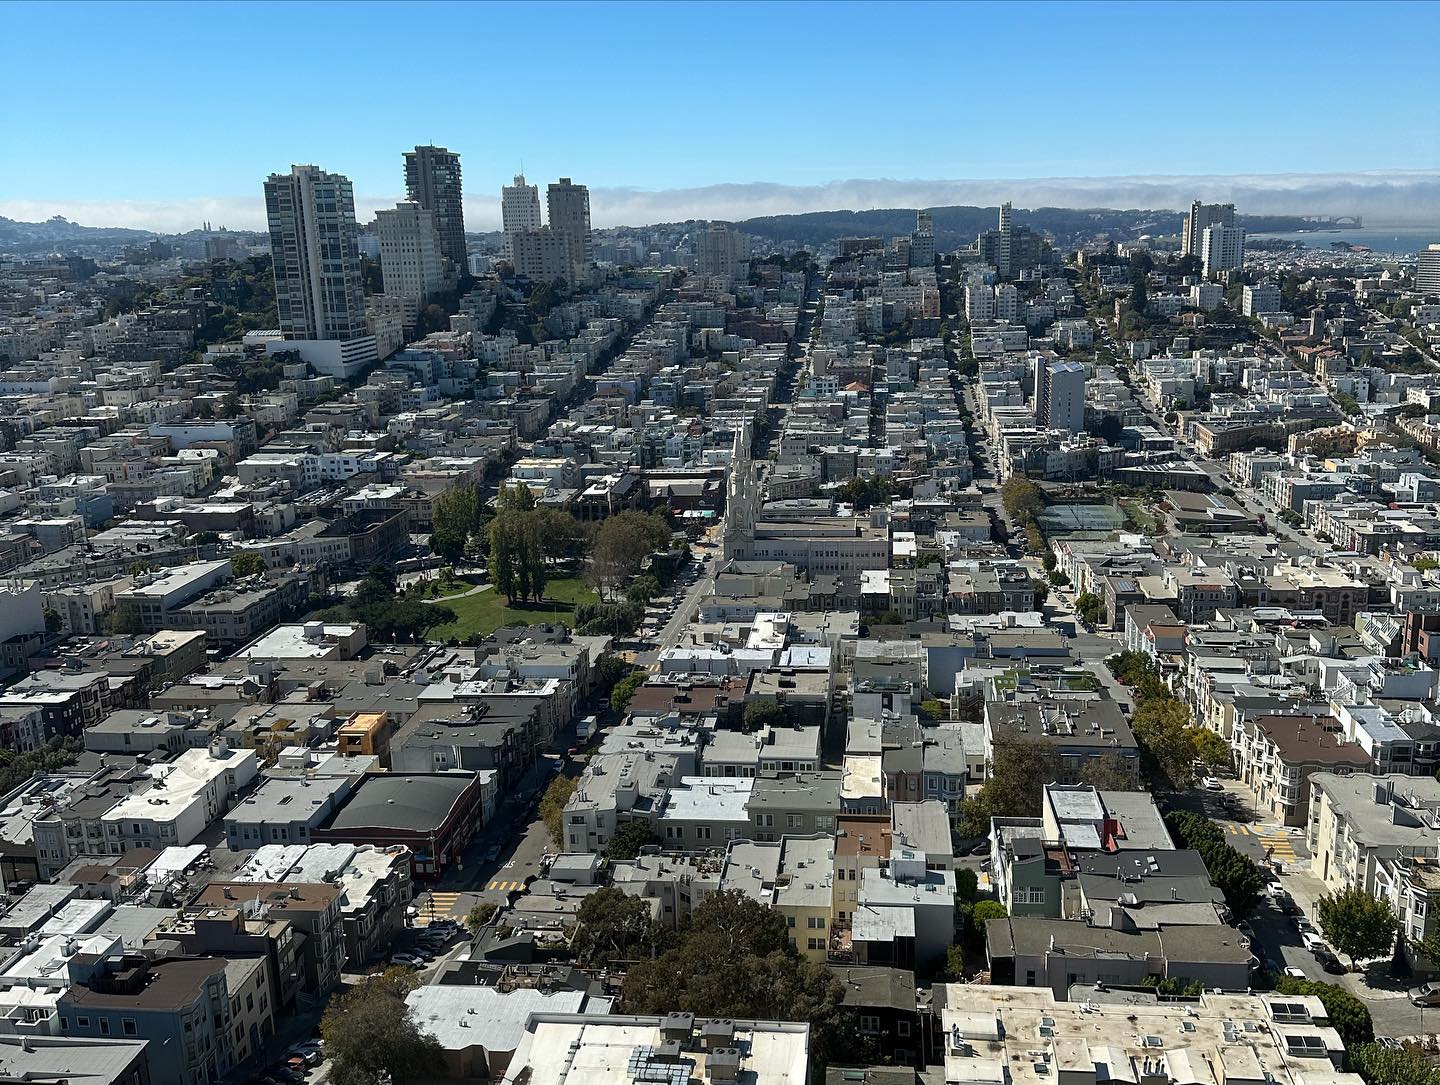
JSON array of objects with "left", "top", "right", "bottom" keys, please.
[
  {"left": 860, "top": 1015, "right": 880, "bottom": 1034},
  {"left": 77, "top": 1016, "right": 90, "bottom": 1028},
  {"left": 787, "top": 814, "right": 804, "bottom": 829},
  {"left": 1025, "top": 970, "right": 1037, "bottom": 986},
  {"left": 695, "top": 826, "right": 712, "bottom": 841},
  {"left": 99, "top": 1019, "right": 110, "bottom": 1036},
  {"left": 897, "top": 1021, "right": 911, "bottom": 1037},
  {"left": 808, "top": 937, "right": 824, "bottom": 951},
  {"left": 786, "top": 915, "right": 796, "bottom": 927},
  {"left": 122, "top": 1019, "right": 137, "bottom": 1036},
  {"left": 807, "top": 916, "right": 826, "bottom": 929}
]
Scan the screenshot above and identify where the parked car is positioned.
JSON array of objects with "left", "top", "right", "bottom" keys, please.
[
  {"left": 1283, "top": 966, "right": 1307, "bottom": 979},
  {"left": 1296, "top": 918, "right": 1319, "bottom": 937},
  {"left": 1300, "top": 930, "right": 1326, "bottom": 952},
  {"left": 1202, "top": 777, "right": 1224, "bottom": 792},
  {"left": 286, "top": 1047, "right": 322, "bottom": 1068},
  {"left": 1410, "top": 982, "right": 1440, "bottom": 1007},
  {"left": 389, "top": 953, "right": 425, "bottom": 968},
  {"left": 1311, "top": 944, "right": 1344, "bottom": 973}
]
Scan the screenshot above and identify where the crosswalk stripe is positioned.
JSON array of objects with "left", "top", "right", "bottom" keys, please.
[{"left": 485, "top": 880, "right": 526, "bottom": 892}]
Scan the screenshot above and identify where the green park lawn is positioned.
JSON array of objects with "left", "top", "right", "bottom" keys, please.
[{"left": 426, "top": 575, "right": 598, "bottom": 641}]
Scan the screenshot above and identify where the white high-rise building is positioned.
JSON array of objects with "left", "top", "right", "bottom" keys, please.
[
  {"left": 1417, "top": 244, "right": 1440, "bottom": 296},
  {"left": 1201, "top": 224, "right": 1245, "bottom": 277},
  {"left": 376, "top": 201, "right": 449, "bottom": 323},
  {"left": 501, "top": 174, "right": 543, "bottom": 257},
  {"left": 965, "top": 281, "right": 995, "bottom": 321},
  {"left": 264, "top": 165, "right": 367, "bottom": 341},
  {"left": 994, "top": 283, "right": 1019, "bottom": 322},
  {"left": 1243, "top": 282, "right": 1283, "bottom": 317},
  {"left": 1036, "top": 359, "right": 1085, "bottom": 434},
  {"left": 547, "top": 177, "right": 593, "bottom": 281},
  {"left": 1182, "top": 201, "right": 1236, "bottom": 257},
  {"left": 263, "top": 165, "right": 377, "bottom": 377}
]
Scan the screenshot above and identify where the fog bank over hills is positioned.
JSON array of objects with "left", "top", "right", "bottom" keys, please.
[{"left": 1, "top": 169, "right": 1435, "bottom": 236}]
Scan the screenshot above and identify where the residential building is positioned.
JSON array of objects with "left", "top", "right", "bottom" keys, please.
[
  {"left": 1182, "top": 201, "right": 1236, "bottom": 257},
  {"left": 547, "top": 178, "right": 592, "bottom": 281},
  {"left": 511, "top": 228, "right": 573, "bottom": 284},
  {"left": 501, "top": 174, "right": 543, "bottom": 257},
  {"left": 263, "top": 165, "right": 376, "bottom": 377},
  {"left": 1416, "top": 243, "right": 1440, "bottom": 295},
  {"left": 1201, "top": 223, "right": 1245, "bottom": 277},
  {"left": 403, "top": 145, "right": 466, "bottom": 272},
  {"left": 1307, "top": 772, "right": 1440, "bottom": 894},
  {"left": 1035, "top": 359, "right": 1085, "bottom": 433},
  {"left": 376, "top": 201, "right": 449, "bottom": 320}
]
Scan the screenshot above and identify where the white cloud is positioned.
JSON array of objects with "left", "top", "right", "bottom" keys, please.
[{"left": 3, "top": 170, "right": 1438, "bottom": 233}]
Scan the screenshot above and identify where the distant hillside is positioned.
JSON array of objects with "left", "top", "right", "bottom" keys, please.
[
  {"left": 0, "top": 215, "right": 156, "bottom": 254},
  {"left": 733, "top": 205, "right": 1342, "bottom": 250}
]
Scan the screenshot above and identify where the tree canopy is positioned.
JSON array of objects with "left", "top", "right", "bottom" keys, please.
[
  {"left": 588, "top": 512, "right": 673, "bottom": 599},
  {"left": 320, "top": 969, "right": 443, "bottom": 1085},
  {"left": 539, "top": 774, "right": 577, "bottom": 847},
  {"left": 574, "top": 887, "right": 665, "bottom": 966},
  {"left": 1165, "top": 811, "right": 1265, "bottom": 919},
  {"left": 957, "top": 738, "right": 1062, "bottom": 837},
  {"left": 1317, "top": 886, "right": 1397, "bottom": 967},
  {"left": 604, "top": 820, "right": 661, "bottom": 861},
  {"left": 622, "top": 891, "right": 845, "bottom": 1056}
]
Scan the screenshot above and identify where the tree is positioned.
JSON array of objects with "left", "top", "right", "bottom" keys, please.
[
  {"left": 622, "top": 891, "right": 843, "bottom": 1037},
  {"left": 1318, "top": 887, "right": 1398, "bottom": 968},
  {"left": 104, "top": 601, "right": 144, "bottom": 635},
  {"left": 230, "top": 551, "right": 267, "bottom": 578},
  {"left": 489, "top": 516, "right": 518, "bottom": 601},
  {"left": 971, "top": 901, "right": 1008, "bottom": 950},
  {"left": 611, "top": 671, "right": 647, "bottom": 715},
  {"left": 1192, "top": 727, "right": 1232, "bottom": 770},
  {"left": 591, "top": 654, "right": 632, "bottom": 698},
  {"left": 574, "top": 887, "right": 666, "bottom": 966},
  {"left": 957, "top": 739, "right": 1062, "bottom": 837},
  {"left": 429, "top": 528, "right": 467, "bottom": 564},
  {"left": 741, "top": 699, "right": 786, "bottom": 733},
  {"left": 1001, "top": 475, "right": 1045, "bottom": 524},
  {"left": 465, "top": 902, "right": 497, "bottom": 933},
  {"left": 604, "top": 820, "right": 661, "bottom": 861},
  {"left": 1031, "top": 578, "right": 1050, "bottom": 610},
  {"left": 539, "top": 774, "right": 577, "bottom": 847},
  {"left": 626, "top": 574, "right": 662, "bottom": 606},
  {"left": 0, "top": 737, "right": 79, "bottom": 795},
  {"left": 1075, "top": 592, "right": 1105, "bottom": 626},
  {"left": 320, "top": 969, "right": 444, "bottom": 1085},
  {"left": 498, "top": 481, "right": 536, "bottom": 512},
  {"left": 1166, "top": 811, "right": 1265, "bottom": 919},
  {"left": 589, "top": 511, "right": 672, "bottom": 599},
  {"left": 956, "top": 868, "right": 979, "bottom": 903},
  {"left": 43, "top": 607, "right": 62, "bottom": 634},
  {"left": 945, "top": 943, "right": 969, "bottom": 980},
  {"left": 1348, "top": 1043, "right": 1440, "bottom": 1085},
  {"left": 1079, "top": 752, "right": 1140, "bottom": 791}
]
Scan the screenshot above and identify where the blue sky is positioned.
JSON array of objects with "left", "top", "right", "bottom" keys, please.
[{"left": 3, "top": 0, "right": 1439, "bottom": 230}]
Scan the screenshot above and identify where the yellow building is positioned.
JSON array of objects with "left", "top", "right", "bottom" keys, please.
[
  {"left": 337, "top": 710, "right": 392, "bottom": 766},
  {"left": 721, "top": 834, "right": 835, "bottom": 962}
]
